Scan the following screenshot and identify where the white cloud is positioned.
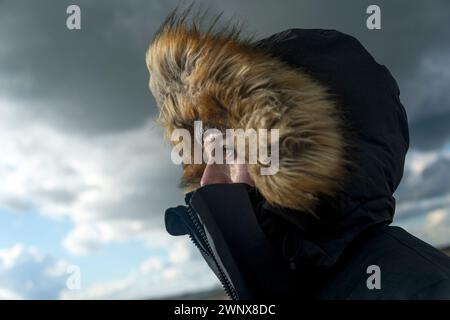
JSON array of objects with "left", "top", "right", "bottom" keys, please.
[
  {"left": 0, "top": 99, "right": 183, "bottom": 255},
  {"left": 0, "top": 98, "right": 220, "bottom": 298},
  {"left": 0, "top": 288, "right": 23, "bottom": 300},
  {"left": 0, "top": 244, "right": 69, "bottom": 300},
  {"left": 140, "top": 257, "right": 163, "bottom": 274},
  {"left": 60, "top": 238, "right": 220, "bottom": 299},
  {"left": 394, "top": 150, "right": 450, "bottom": 246},
  {"left": 404, "top": 150, "right": 440, "bottom": 177},
  {"left": 398, "top": 208, "right": 450, "bottom": 248},
  {"left": 392, "top": 148, "right": 450, "bottom": 247},
  {"left": 0, "top": 241, "right": 220, "bottom": 300},
  {"left": 395, "top": 149, "right": 450, "bottom": 205},
  {"left": 168, "top": 239, "right": 191, "bottom": 264},
  {"left": 426, "top": 209, "right": 448, "bottom": 228}
]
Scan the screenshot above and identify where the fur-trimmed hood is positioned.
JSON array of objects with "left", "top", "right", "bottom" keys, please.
[
  {"left": 146, "top": 11, "right": 348, "bottom": 214},
  {"left": 146, "top": 10, "right": 409, "bottom": 226}
]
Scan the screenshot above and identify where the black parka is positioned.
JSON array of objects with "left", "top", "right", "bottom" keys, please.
[{"left": 163, "top": 29, "right": 450, "bottom": 299}]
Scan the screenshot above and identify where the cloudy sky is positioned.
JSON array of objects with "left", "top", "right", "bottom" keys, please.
[{"left": 0, "top": 0, "right": 449, "bottom": 299}]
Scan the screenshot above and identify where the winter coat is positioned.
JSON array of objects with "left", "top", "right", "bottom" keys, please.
[{"left": 147, "top": 20, "right": 450, "bottom": 299}]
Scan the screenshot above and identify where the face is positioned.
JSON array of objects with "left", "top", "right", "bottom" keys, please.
[{"left": 199, "top": 131, "right": 255, "bottom": 187}]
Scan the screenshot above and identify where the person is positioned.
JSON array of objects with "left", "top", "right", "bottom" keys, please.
[{"left": 146, "top": 7, "right": 450, "bottom": 299}]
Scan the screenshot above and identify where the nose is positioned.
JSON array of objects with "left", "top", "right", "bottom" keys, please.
[{"left": 200, "top": 164, "right": 231, "bottom": 186}]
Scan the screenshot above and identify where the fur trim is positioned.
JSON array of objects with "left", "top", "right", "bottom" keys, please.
[{"left": 146, "top": 6, "right": 348, "bottom": 213}]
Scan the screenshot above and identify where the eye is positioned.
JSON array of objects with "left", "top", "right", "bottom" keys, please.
[{"left": 224, "top": 145, "right": 235, "bottom": 161}]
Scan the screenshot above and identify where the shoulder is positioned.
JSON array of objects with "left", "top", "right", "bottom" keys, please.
[{"left": 318, "top": 225, "right": 450, "bottom": 299}]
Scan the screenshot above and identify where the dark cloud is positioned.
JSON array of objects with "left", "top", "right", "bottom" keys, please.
[
  {"left": 410, "top": 112, "right": 450, "bottom": 150},
  {"left": 1, "top": 197, "right": 35, "bottom": 213},
  {"left": 0, "top": 0, "right": 173, "bottom": 136},
  {"left": 1, "top": 0, "right": 449, "bottom": 147},
  {"left": 396, "top": 157, "right": 450, "bottom": 203}
]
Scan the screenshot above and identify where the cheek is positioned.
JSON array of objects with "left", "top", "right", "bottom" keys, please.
[{"left": 229, "top": 164, "right": 255, "bottom": 186}]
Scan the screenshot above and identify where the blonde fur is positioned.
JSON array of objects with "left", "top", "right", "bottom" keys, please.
[{"left": 146, "top": 5, "right": 348, "bottom": 213}]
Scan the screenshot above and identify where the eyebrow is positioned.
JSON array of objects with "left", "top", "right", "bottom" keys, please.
[{"left": 194, "top": 122, "right": 225, "bottom": 144}]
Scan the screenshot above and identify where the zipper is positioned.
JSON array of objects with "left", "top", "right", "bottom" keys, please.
[{"left": 186, "top": 204, "right": 239, "bottom": 300}]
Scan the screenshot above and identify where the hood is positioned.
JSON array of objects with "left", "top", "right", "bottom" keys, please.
[
  {"left": 147, "top": 11, "right": 409, "bottom": 271},
  {"left": 146, "top": 14, "right": 348, "bottom": 214},
  {"left": 248, "top": 28, "right": 410, "bottom": 270}
]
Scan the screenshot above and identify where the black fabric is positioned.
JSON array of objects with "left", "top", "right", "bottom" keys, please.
[
  {"left": 189, "top": 183, "right": 301, "bottom": 299},
  {"left": 164, "top": 29, "right": 450, "bottom": 299}
]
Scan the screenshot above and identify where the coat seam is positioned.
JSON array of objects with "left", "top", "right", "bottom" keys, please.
[
  {"left": 382, "top": 228, "right": 450, "bottom": 276},
  {"left": 409, "top": 279, "right": 450, "bottom": 299}
]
